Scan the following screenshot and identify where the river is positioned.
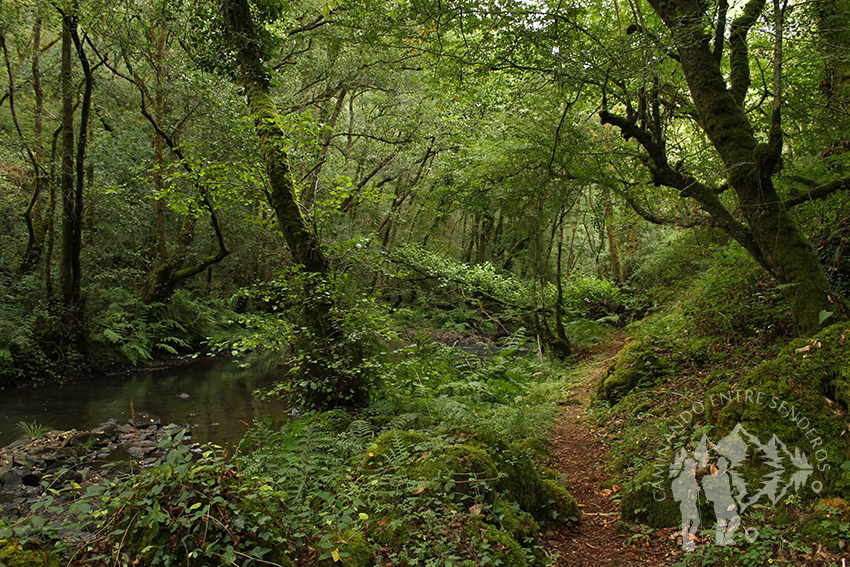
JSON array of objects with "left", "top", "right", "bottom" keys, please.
[{"left": 0, "top": 354, "right": 288, "bottom": 452}]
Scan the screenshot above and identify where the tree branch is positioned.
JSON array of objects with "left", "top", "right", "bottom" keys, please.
[
  {"left": 729, "top": 0, "right": 766, "bottom": 108},
  {"left": 713, "top": 0, "right": 728, "bottom": 63},
  {"left": 600, "top": 108, "right": 764, "bottom": 263},
  {"left": 783, "top": 176, "right": 850, "bottom": 208}
]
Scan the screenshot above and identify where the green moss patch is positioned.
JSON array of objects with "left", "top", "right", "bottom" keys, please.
[
  {"left": 594, "top": 340, "right": 669, "bottom": 404},
  {"left": 706, "top": 322, "right": 850, "bottom": 497},
  {"left": 464, "top": 518, "right": 528, "bottom": 567},
  {"left": 0, "top": 540, "right": 58, "bottom": 567}
]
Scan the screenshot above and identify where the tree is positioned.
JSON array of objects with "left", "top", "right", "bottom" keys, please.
[
  {"left": 221, "top": 0, "right": 378, "bottom": 407},
  {"left": 57, "top": 3, "right": 93, "bottom": 342},
  {"left": 599, "top": 0, "right": 849, "bottom": 335}
]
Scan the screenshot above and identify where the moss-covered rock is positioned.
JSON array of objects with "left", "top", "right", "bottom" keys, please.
[
  {"left": 706, "top": 322, "right": 850, "bottom": 497},
  {"left": 517, "top": 437, "right": 550, "bottom": 461},
  {"left": 0, "top": 539, "right": 58, "bottom": 567},
  {"left": 538, "top": 479, "right": 582, "bottom": 524},
  {"left": 595, "top": 340, "right": 668, "bottom": 404},
  {"left": 618, "top": 463, "right": 680, "bottom": 528},
  {"left": 428, "top": 444, "right": 499, "bottom": 500},
  {"left": 491, "top": 498, "right": 541, "bottom": 543},
  {"left": 464, "top": 518, "right": 528, "bottom": 567}
]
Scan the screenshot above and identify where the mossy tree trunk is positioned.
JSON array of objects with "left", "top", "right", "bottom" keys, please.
[
  {"left": 18, "top": 13, "right": 46, "bottom": 277},
  {"left": 604, "top": 189, "right": 623, "bottom": 284},
  {"left": 815, "top": 0, "right": 850, "bottom": 110},
  {"left": 603, "top": 0, "right": 848, "bottom": 336},
  {"left": 58, "top": 11, "right": 85, "bottom": 330},
  {"left": 223, "top": 0, "right": 359, "bottom": 398}
]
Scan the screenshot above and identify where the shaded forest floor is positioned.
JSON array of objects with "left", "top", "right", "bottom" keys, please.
[{"left": 545, "top": 336, "right": 682, "bottom": 566}]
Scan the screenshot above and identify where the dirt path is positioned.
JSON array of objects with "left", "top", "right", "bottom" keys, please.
[{"left": 544, "top": 337, "right": 682, "bottom": 566}]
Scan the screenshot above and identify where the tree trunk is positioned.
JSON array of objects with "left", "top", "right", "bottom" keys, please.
[
  {"left": 223, "top": 0, "right": 368, "bottom": 408},
  {"left": 152, "top": 25, "right": 168, "bottom": 267},
  {"left": 58, "top": 14, "right": 80, "bottom": 311},
  {"left": 604, "top": 190, "right": 624, "bottom": 283},
  {"left": 20, "top": 13, "right": 46, "bottom": 276},
  {"left": 816, "top": 0, "right": 850, "bottom": 109}
]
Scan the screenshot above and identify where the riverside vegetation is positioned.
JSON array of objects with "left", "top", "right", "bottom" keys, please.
[{"left": 1, "top": 0, "right": 850, "bottom": 564}]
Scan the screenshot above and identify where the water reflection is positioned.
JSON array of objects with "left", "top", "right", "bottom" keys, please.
[{"left": 0, "top": 354, "right": 288, "bottom": 450}]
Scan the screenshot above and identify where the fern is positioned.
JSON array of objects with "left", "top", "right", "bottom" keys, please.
[{"left": 337, "top": 419, "right": 374, "bottom": 457}]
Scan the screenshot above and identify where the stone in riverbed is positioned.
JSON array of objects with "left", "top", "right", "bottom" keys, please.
[
  {"left": 91, "top": 421, "right": 119, "bottom": 438},
  {"left": 131, "top": 413, "right": 161, "bottom": 429},
  {"left": 1, "top": 467, "right": 24, "bottom": 486}
]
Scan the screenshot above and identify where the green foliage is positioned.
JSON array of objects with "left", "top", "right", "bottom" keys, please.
[
  {"left": 0, "top": 538, "right": 58, "bottom": 567},
  {"left": 629, "top": 228, "right": 722, "bottom": 301},
  {"left": 0, "top": 272, "right": 55, "bottom": 387},
  {"left": 389, "top": 245, "right": 628, "bottom": 341},
  {"left": 230, "top": 266, "right": 396, "bottom": 408},
  {"left": 89, "top": 289, "right": 238, "bottom": 366},
  {"left": 680, "top": 245, "right": 793, "bottom": 343},
  {"left": 15, "top": 420, "right": 50, "bottom": 438}
]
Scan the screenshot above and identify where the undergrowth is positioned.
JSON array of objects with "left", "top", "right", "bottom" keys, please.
[
  {"left": 590, "top": 235, "right": 849, "bottom": 565},
  {"left": 1, "top": 334, "right": 578, "bottom": 566}
]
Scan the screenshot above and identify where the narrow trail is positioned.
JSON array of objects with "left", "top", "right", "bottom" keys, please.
[{"left": 544, "top": 336, "right": 681, "bottom": 566}]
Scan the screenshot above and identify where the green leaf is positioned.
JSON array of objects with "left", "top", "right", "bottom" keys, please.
[
  {"left": 819, "top": 310, "right": 834, "bottom": 325},
  {"left": 331, "top": 549, "right": 341, "bottom": 562}
]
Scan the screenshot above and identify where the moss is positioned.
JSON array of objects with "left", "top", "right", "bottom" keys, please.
[
  {"left": 370, "top": 515, "right": 411, "bottom": 547},
  {"left": 797, "top": 498, "right": 850, "bottom": 553},
  {"left": 0, "top": 539, "right": 59, "bottom": 567},
  {"left": 464, "top": 518, "right": 528, "bottom": 567},
  {"left": 538, "top": 479, "right": 581, "bottom": 525},
  {"left": 517, "top": 437, "right": 550, "bottom": 461},
  {"left": 706, "top": 322, "right": 850, "bottom": 497},
  {"left": 594, "top": 340, "right": 668, "bottom": 404},
  {"left": 462, "top": 430, "right": 542, "bottom": 514},
  {"left": 324, "top": 529, "right": 372, "bottom": 567},
  {"left": 492, "top": 498, "right": 540, "bottom": 543},
  {"left": 442, "top": 445, "right": 499, "bottom": 491},
  {"left": 618, "top": 464, "right": 679, "bottom": 528},
  {"left": 495, "top": 448, "right": 541, "bottom": 513}
]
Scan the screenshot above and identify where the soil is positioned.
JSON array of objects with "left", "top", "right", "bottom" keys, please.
[{"left": 545, "top": 336, "right": 683, "bottom": 566}]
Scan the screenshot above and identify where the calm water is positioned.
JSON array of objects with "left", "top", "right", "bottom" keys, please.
[{"left": 0, "top": 354, "right": 288, "bottom": 451}]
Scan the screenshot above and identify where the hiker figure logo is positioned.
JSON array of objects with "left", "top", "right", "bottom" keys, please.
[{"left": 669, "top": 423, "right": 815, "bottom": 550}]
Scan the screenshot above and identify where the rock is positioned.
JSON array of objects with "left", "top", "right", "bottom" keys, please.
[
  {"left": 1, "top": 468, "right": 24, "bottom": 486},
  {"left": 177, "top": 392, "right": 190, "bottom": 399},
  {"left": 91, "top": 422, "right": 120, "bottom": 438},
  {"left": 118, "top": 423, "right": 134, "bottom": 435},
  {"left": 131, "top": 412, "right": 161, "bottom": 428}
]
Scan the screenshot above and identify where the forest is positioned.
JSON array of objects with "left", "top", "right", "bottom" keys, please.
[{"left": 0, "top": 0, "right": 849, "bottom": 564}]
